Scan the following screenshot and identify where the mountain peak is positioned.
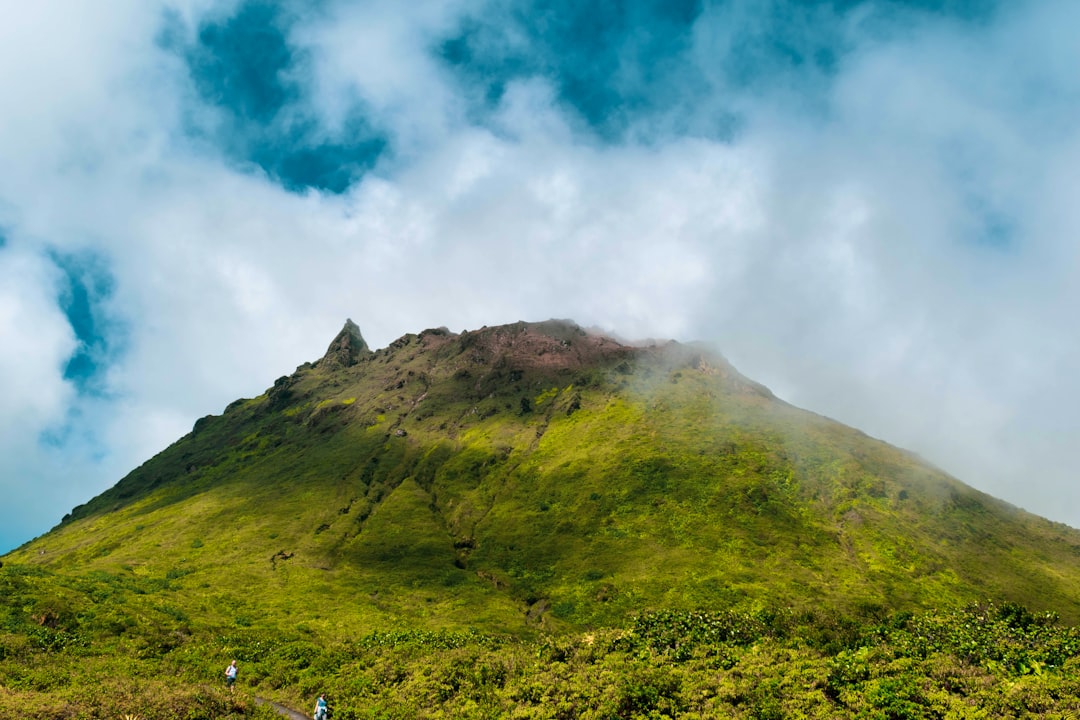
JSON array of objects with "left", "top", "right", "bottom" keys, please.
[{"left": 320, "top": 318, "right": 371, "bottom": 369}]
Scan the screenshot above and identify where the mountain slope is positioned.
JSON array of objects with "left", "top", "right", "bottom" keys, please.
[{"left": 9, "top": 319, "right": 1080, "bottom": 636}]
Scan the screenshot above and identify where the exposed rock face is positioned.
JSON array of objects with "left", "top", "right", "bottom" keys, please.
[
  {"left": 321, "top": 319, "right": 371, "bottom": 369},
  {"left": 449, "top": 319, "right": 635, "bottom": 372}
]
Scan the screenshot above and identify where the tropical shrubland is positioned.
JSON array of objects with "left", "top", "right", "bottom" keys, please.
[{"left": 4, "top": 567, "right": 1080, "bottom": 719}]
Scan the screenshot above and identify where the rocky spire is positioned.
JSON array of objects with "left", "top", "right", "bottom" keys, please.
[{"left": 320, "top": 319, "right": 371, "bottom": 369}]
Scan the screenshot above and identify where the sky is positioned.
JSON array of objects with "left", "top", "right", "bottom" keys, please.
[{"left": 1, "top": 0, "right": 1079, "bottom": 554}]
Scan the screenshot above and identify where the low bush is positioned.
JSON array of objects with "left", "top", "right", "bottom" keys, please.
[{"left": 4, "top": 599, "right": 1080, "bottom": 717}]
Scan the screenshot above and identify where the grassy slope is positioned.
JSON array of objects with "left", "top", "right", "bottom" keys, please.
[{"left": 7, "top": 320, "right": 1080, "bottom": 647}]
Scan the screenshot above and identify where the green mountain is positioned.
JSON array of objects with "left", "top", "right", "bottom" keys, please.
[
  {"left": 9, "top": 318, "right": 1080, "bottom": 633},
  {"left": 8, "top": 318, "right": 1080, "bottom": 719}
]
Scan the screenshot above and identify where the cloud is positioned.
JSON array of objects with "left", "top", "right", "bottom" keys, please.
[
  {"left": 163, "top": 0, "right": 389, "bottom": 193},
  {"left": 690, "top": 0, "right": 1080, "bottom": 516},
  {"left": 0, "top": 242, "right": 81, "bottom": 548},
  {"left": 1, "top": 0, "right": 1079, "bottom": 553}
]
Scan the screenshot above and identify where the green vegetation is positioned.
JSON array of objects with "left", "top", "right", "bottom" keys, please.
[
  {"left": 4, "top": 319, "right": 1080, "bottom": 716},
  {"left": 4, "top": 574, "right": 1080, "bottom": 718}
]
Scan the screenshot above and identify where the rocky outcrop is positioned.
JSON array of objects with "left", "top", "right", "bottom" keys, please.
[{"left": 320, "top": 319, "right": 371, "bottom": 369}]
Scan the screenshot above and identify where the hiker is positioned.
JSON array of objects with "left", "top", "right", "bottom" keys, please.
[
  {"left": 225, "top": 660, "right": 238, "bottom": 692},
  {"left": 314, "top": 693, "right": 329, "bottom": 720}
]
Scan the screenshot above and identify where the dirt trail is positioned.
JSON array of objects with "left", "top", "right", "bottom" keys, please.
[{"left": 254, "top": 695, "right": 312, "bottom": 720}]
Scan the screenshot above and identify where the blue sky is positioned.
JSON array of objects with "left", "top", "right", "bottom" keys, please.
[{"left": 1, "top": 0, "right": 1079, "bottom": 554}]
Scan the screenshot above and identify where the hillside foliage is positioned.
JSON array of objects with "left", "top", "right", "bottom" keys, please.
[{"left": 3, "top": 565, "right": 1080, "bottom": 719}]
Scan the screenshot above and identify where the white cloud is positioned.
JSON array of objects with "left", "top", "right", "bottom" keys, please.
[
  {"left": 293, "top": 0, "right": 473, "bottom": 161},
  {"left": 691, "top": 0, "right": 1080, "bottom": 519},
  {"left": 0, "top": 246, "right": 76, "bottom": 435},
  {"left": 2, "top": 0, "right": 1080, "bottom": 553},
  {"left": 0, "top": 244, "right": 80, "bottom": 547}
]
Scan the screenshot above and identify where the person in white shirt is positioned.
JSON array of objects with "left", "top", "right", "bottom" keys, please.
[{"left": 225, "top": 660, "right": 238, "bottom": 692}]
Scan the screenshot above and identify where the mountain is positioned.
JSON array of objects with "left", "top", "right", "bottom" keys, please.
[{"left": 8, "top": 318, "right": 1080, "bottom": 638}]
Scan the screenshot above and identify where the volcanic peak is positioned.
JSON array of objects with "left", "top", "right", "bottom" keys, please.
[{"left": 320, "top": 318, "right": 371, "bottom": 369}]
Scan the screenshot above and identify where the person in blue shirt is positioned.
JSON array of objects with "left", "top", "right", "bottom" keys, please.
[{"left": 314, "top": 693, "right": 329, "bottom": 720}]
